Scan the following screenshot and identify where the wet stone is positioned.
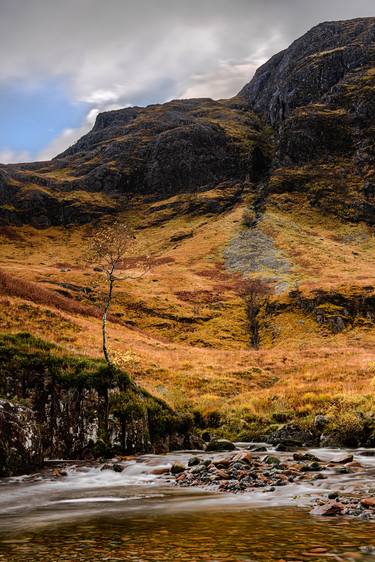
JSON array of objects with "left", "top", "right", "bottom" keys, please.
[
  {"left": 170, "top": 463, "right": 185, "bottom": 475},
  {"left": 311, "top": 502, "right": 344, "bottom": 517},
  {"left": 188, "top": 456, "right": 201, "bottom": 467},
  {"left": 360, "top": 497, "right": 375, "bottom": 508},
  {"left": 206, "top": 439, "right": 236, "bottom": 452}
]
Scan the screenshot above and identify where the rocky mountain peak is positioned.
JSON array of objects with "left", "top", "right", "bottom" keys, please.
[{"left": 238, "top": 17, "right": 375, "bottom": 124}]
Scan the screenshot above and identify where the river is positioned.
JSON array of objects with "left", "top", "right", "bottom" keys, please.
[{"left": 1, "top": 446, "right": 374, "bottom": 561}]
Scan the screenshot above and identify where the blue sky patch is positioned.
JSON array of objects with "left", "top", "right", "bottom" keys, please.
[{"left": 0, "top": 78, "right": 89, "bottom": 158}]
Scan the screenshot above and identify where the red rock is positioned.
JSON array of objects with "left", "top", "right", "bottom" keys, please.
[
  {"left": 360, "top": 497, "right": 375, "bottom": 508},
  {"left": 232, "top": 451, "right": 252, "bottom": 464},
  {"left": 288, "top": 463, "right": 304, "bottom": 472},
  {"left": 311, "top": 501, "right": 344, "bottom": 516},
  {"left": 213, "top": 458, "right": 231, "bottom": 467},
  {"left": 214, "top": 469, "right": 231, "bottom": 480},
  {"left": 52, "top": 468, "right": 66, "bottom": 477},
  {"left": 346, "top": 461, "right": 362, "bottom": 468}
]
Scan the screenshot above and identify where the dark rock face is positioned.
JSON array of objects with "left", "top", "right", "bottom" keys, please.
[
  {"left": 0, "top": 377, "right": 192, "bottom": 463},
  {"left": 239, "top": 17, "right": 375, "bottom": 225},
  {"left": 0, "top": 399, "right": 43, "bottom": 476},
  {"left": 266, "top": 423, "right": 319, "bottom": 448},
  {"left": 239, "top": 18, "right": 375, "bottom": 125},
  {"left": 61, "top": 98, "right": 268, "bottom": 196},
  {"left": 278, "top": 107, "right": 353, "bottom": 165}
]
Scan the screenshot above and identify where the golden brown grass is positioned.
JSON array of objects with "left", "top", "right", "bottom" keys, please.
[
  {"left": 0, "top": 267, "right": 101, "bottom": 319},
  {"left": 1, "top": 190, "right": 375, "bottom": 428}
]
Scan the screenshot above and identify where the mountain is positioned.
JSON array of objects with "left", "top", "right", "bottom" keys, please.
[
  {"left": 239, "top": 17, "right": 375, "bottom": 225},
  {"left": 1, "top": 18, "right": 375, "bottom": 453},
  {"left": 0, "top": 98, "right": 270, "bottom": 227},
  {"left": 1, "top": 17, "right": 374, "bottom": 229}
]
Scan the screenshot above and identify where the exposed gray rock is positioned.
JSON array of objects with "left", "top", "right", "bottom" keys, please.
[
  {"left": 0, "top": 399, "right": 43, "bottom": 476},
  {"left": 239, "top": 18, "right": 375, "bottom": 125},
  {"left": 224, "top": 228, "right": 290, "bottom": 293}
]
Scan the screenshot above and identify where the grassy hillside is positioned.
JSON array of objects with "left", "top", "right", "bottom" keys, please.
[
  {"left": 1, "top": 189, "right": 375, "bottom": 443},
  {"left": 1, "top": 19, "right": 375, "bottom": 446}
]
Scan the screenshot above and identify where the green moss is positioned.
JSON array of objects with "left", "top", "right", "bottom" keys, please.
[{"left": 0, "top": 332, "right": 167, "bottom": 412}]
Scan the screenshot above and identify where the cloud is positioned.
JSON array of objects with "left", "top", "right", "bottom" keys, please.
[
  {"left": 0, "top": 148, "right": 32, "bottom": 164},
  {"left": 1, "top": 0, "right": 374, "bottom": 160},
  {"left": 37, "top": 107, "right": 101, "bottom": 160}
]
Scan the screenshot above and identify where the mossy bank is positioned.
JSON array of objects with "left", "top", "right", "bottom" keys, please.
[{"left": 0, "top": 333, "right": 196, "bottom": 476}]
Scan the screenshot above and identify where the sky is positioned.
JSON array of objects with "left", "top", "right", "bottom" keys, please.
[{"left": 0, "top": 0, "right": 374, "bottom": 163}]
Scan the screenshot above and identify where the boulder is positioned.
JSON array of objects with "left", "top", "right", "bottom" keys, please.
[
  {"left": 311, "top": 501, "right": 344, "bottom": 516},
  {"left": 275, "top": 440, "right": 301, "bottom": 452},
  {"left": 331, "top": 454, "right": 354, "bottom": 465},
  {"left": 263, "top": 455, "right": 281, "bottom": 466},
  {"left": 231, "top": 451, "right": 253, "bottom": 464},
  {"left": 267, "top": 424, "right": 318, "bottom": 447},
  {"left": 314, "top": 415, "right": 329, "bottom": 430},
  {"left": 170, "top": 463, "right": 185, "bottom": 475},
  {"left": 206, "top": 439, "right": 236, "bottom": 452},
  {"left": 293, "top": 452, "right": 321, "bottom": 462},
  {"left": 360, "top": 497, "right": 375, "bottom": 508},
  {"left": 188, "top": 456, "right": 201, "bottom": 467}
]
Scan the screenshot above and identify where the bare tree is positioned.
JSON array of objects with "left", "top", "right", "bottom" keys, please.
[
  {"left": 239, "top": 278, "right": 271, "bottom": 349},
  {"left": 88, "top": 220, "right": 150, "bottom": 367}
]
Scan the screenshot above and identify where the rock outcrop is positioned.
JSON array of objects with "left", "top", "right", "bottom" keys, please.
[
  {"left": 239, "top": 17, "right": 375, "bottom": 225},
  {"left": 239, "top": 18, "right": 375, "bottom": 125},
  {"left": 0, "top": 399, "right": 43, "bottom": 476},
  {"left": 0, "top": 333, "right": 196, "bottom": 475}
]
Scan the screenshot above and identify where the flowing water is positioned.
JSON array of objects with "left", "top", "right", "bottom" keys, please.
[{"left": 1, "top": 446, "right": 375, "bottom": 562}]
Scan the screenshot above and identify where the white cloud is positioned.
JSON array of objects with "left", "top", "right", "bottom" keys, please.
[
  {"left": 0, "top": 148, "right": 32, "bottom": 164},
  {"left": 1, "top": 0, "right": 374, "bottom": 159},
  {"left": 181, "top": 33, "right": 283, "bottom": 99},
  {"left": 37, "top": 109, "right": 100, "bottom": 160},
  {"left": 83, "top": 89, "right": 123, "bottom": 105}
]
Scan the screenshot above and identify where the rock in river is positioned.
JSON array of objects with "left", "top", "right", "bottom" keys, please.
[
  {"left": 311, "top": 502, "right": 344, "bottom": 517},
  {"left": 206, "top": 439, "right": 236, "bottom": 452}
]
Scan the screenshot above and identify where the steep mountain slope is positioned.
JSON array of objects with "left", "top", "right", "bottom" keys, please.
[
  {"left": 239, "top": 17, "right": 375, "bottom": 225},
  {"left": 1, "top": 18, "right": 375, "bottom": 444},
  {"left": 240, "top": 18, "right": 375, "bottom": 123}
]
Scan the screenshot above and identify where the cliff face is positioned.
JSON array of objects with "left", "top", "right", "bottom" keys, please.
[
  {"left": 239, "top": 17, "right": 375, "bottom": 225},
  {"left": 239, "top": 18, "right": 375, "bottom": 124}
]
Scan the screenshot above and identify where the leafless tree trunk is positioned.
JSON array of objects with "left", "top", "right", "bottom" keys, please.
[
  {"left": 102, "top": 269, "right": 114, "bottom": 367},
  {"left": 239, "top": 278, "right": 271, "bottom": 349}
]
